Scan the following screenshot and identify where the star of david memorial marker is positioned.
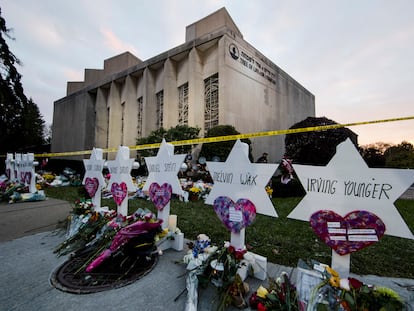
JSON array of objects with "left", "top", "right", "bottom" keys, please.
[
  {"left": 82, "top": 148, "right": 105, "bottom": 211},
  {"left": 142, "top": 139, "right": 186, "bottom": 251},
  {"left": 205, "top": 139, "right": 278, "bottom": 280},
  {"left": 288, "top": 138, "right": 414, "bottom": 277},
  {"left": 106, "top": 146, "right": 135, "bottom": 216},
  {"left": 5, "top": 153, "right": 15, "bottom": 182}
]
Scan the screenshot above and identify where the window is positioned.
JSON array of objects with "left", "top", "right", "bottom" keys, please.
[
  {"left": 137, "top": 96, "right": 143, "bottom": 138},
  {"left": 156, "top": 91, "right": 164, "bottom": 128},
  {"left": 121, "top": 102, "right": 125, "bottom": 145},
  {"left": 204, "top": 73, "right": 219, "bottom": 132},
  {"left": 178, "top": 83, "right": 189, "bottom": 125}
]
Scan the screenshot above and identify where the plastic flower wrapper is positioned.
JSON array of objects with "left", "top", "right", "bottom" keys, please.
[
  {"left": 85, "top": 216, "right": 162, "bottom": 272},
  {"left": 55, "top": 210, "right": 113, "bottom": 257},
  {"left": 180, "top": 234, "right": 213, "bottom": 311},
  {"left": 179, "top": 237, "right": 249, "bottom": 311},
  {"left": 306, "top": 262, "right": 406, "bottom": 311}
]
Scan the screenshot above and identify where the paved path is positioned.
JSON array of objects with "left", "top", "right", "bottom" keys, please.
[
  {"left": 0, "top": 198, "right": 71, "bottom": 242},
  {"left": 0, "top": 197, "right": 413, "bottom": 310}
]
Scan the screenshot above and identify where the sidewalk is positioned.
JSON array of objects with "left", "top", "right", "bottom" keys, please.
[
  {"left": 0, "top": 198, "right": 71, "bottom": 242},
  {"left": 0, "top": 198, "right": 413, "bottom": 310}
]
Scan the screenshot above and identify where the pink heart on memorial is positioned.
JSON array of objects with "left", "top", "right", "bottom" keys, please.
[
  {"left": 84, "top": 177, "right": 99, "bottom": 198},
  {"left": 111, "top": 182, "right": 128, "bottom": 206},
  {"left": 149, "top": 182, "right": 172, "bottom": 211},
  {"left": 310, "top": 210, "right": 386, "bottom": 255},
  {"left": 213, "top": 196, "right": 256, "bottom": 233}
]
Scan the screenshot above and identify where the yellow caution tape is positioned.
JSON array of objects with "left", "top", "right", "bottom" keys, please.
[{"left": 2, "top": 116, "right": 414, "bottom": 158}]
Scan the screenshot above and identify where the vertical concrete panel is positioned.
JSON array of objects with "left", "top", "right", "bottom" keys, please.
[
  {"left": 176, "top": 57, "right": 189, "bottom": 87},
  {"left": 163, "top": 58, "right": 178, "bottom": 128},
  {"left": 188, "top": 48, "right": 204, "bottom": 132},
  {"left": 95, "top": 87, "right": 109, "bottom": 151},
  {"left": 107, "top": 82, "right": 122, "bottom": 154},
  {"left": 143, "top": 68, "right": 156, "bottom": 136},
  {"left": 123, "top": 75, "right": 138, "bottom": 148},
  {"left": 83, "top": 92, "right": 96, "bottom": 150}
]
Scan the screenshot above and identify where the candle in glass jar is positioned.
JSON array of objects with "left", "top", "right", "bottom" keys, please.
[{"left": 168, "top": 214, "right": 177, "bottom": 232}]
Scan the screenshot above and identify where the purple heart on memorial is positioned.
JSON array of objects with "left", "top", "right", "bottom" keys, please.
[
  {"left": 85, "top": 177, "right": 99, "bottom": 198},
  {"left": 310, "top": 210, "right": 386, "bottom": 255},
  {"left": 149, "top": 182, "right": 172, "bottom": 211},
  {"left": 111, "top": 182, "right": 128, "bottom": 206},
  {"left": 213, "top": 196, "right": 256, "bottom": 233}
]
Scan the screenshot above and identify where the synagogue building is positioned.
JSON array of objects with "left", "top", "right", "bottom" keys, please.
[{"left": 51, "top": 7, "right": 315, "bottom": 162}]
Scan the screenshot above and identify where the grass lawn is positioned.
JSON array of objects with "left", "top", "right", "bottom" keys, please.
[{"left": 45, "top": 186, "right": 414, "bottom": 279}]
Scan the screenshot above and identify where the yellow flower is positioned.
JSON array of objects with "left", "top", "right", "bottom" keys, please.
[
  {"left": 189, "top": 187, "right": 201, "bottom": 193},
  {"left": 326, "top": 266, "right": 340, "bottom": 288},
  {"left": 256, "top": 285, "right": 269, "bottom": 299},
  {"left": 326, "top": 266, "right": 339, "bottom": 278},
  {"left": 155, "top": 228, "right": 169, "bottom": 241}
]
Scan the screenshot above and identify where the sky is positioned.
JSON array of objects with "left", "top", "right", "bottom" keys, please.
[{"left": 2, "top": 0, "right": 414, "bottom": 146}]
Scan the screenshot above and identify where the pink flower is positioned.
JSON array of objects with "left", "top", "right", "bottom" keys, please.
[{"left": 249, "top": 292, "right": 259, "bottom": 308}]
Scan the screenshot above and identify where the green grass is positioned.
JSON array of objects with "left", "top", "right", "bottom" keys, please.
[{"left": 44, "top": 187, "right": 414, "bottom": 279}]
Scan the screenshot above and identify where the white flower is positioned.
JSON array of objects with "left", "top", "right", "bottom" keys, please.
[
  {"left": 340, "top": 278, "right": 350, "bottom": 291},
  {"left": 197, "top": 233, "right": 209, "bottom": 242}
]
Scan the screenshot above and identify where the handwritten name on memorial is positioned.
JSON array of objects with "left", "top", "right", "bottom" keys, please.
[
  {"left": 212, "top": 171, "right": 258, "bottom": 186},
  {"left": 85, "top": 164, "right": 103, "bottom": 171},
  {"left": 148, "top": 162, "right": 177, "bottom": 173},
  {"left": 109, "top": 166, "right": 130, "bottom": 174},
  {"left": 306, "top": 177, "right": 392, "bottom": 200}
]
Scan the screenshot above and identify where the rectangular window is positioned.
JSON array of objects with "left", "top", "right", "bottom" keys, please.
[
  {"left": 204, "top": 73, "right": 219, "bottom": 132},
  {"left": 156, "top": 91, "right": 164, "bottom": 128},
  {"left": 137, "top": 96, "right": 143, "bottom": 138},
  {"left": 121, "top": 102, "right": 125, "bottom": 145},
  {"left": 178, "top": 83, "right": 189, "bottom": 125}
]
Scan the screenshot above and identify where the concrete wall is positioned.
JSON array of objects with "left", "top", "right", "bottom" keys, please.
[{"left": 51, "top": 91, "right": 95, "bottom": 159}]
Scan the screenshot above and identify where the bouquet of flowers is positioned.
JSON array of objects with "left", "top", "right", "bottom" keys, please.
[
  {"left": 188, "top": 186, "right": 202, "bottom": 200},
  {"left": 249, "top": 271, "right": 299, "bottom": 311},
  {"left": 307, "top": 264, "right": 405, "bottom": 311},
  {"left": 54, "top": 199, "right": 117, "bottom": 256},
  {"left": 85, "top": 209, "right": 162, "bottom": 272},
  {"left": 181, "top": 237, "right": 249, "bottom": 311}
]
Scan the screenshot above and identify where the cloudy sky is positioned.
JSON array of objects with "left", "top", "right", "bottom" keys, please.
[{"left": 2, "top": 0, "right": 414, "bottom": 146}]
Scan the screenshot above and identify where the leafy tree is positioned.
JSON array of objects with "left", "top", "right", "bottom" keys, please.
[
  {"left": 199, "top": 125, "right": 253, "bottom": 162},
  {"left": 284, "top": 116, "right": 357, "bottom": 165},
  {"left": 21, "top": 98, "right": 45, "bottom": 149},
  {"left": 384, "top": 141, "right": 414, "bottom": 168},
  {"left": 359, "top": 145, "right": 385, "bottom": 168},
  {"left": 0, "top": 8, "right": 45, "bottom": 154},
  {"left": 136, "top": 125, "right": 200, "bottom": 156}
]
